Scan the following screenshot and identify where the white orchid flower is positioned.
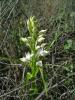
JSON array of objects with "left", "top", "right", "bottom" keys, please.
[
  {"left": 27, "top": 37, "right": 31, "bottom": 39},
  {"left": 20, "top": 52, "right": 33, "bottom": 62},
  {"left": 41, "top": 43, "right": 46, "bottom": 48},
  {"left": 26, "top": 53, "right": 33, "bottom": 60},
  {"left": 39, "top": 30, "right": 47, "bottom": 34},
  {"left": 38, "top": 34, "right": 44, "bottom": 38},
  {"left": 37, "top": 48, "right": 49, "bottom": 57},
  {"left": 35, "top": 45, "right": 40, "bottom": 50},
  {"left": 35, "top": 43, "right": 46, "bottom": 50},
  {"left": 37, "top": 37, "right": 45, "bottom": 43},
  {"left": 20, "top": 57, "right": 27, "bottom": 62},
  {"left": 21, "top": 37, "right": 28, "bottom": 43},
  {"left": 36, "top": 61, "right": 42, "bottom": 67}
]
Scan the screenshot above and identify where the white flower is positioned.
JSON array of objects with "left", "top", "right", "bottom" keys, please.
[
  {"left": 41, "top": 43, "right": 46, "bottom": 48},
  {"left": 36, "top": 61, "right": 42, "bottom": 67},
  {"left": 37, "top": 37, "right": 45, "bottom": 43},
  {"left": 20, "top": 57, "right": 27, "bottom": 62},
  {"left": 20, "top": 52, "right": 33, "bottom": 62},
  {"left": 38, "top": 34, "right": 44, "bottom": 38},
  {"left": 20, "top": 37, "right": 28, "bottom": 42},
  {"left": 26, "top": 53, "right": 33, "bottom": 60},
  {"left": 36, "top": 45, "right": 40, "bottom": 50},
  {"left": 27, "top": 37, "right": 31, "bottom": 39},
  {"left": 37, "top": 48, "right": 49, "bottom": 57},
  {"left": 39, "top": 30, "right": 47, "bottom": 33}
]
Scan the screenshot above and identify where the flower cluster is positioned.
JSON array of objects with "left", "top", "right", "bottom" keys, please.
[{"left": 20, "top": 16, "right": 49, "bottom": 78}]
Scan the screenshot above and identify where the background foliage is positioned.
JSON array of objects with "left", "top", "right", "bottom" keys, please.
[{"left": 0, "top": 0, "right": 75, "bottom": 100}]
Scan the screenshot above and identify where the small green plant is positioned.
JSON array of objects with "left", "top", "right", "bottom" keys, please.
[
  {"left": 64, "top": 39, "right": 73, "bottom": 50},
  {"left": 64, "top": 39, "right": 75, "bottom": 51},
  {"left": 64, "top": 61, "right": 74, "bottom": 73},
  {"left": 20, "top": 16, "right": 49, "bottom": 94}
]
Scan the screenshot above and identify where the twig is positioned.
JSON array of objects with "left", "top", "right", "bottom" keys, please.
[
  {"left": 35, "top": 73, "right": 75, "bottom": 100},
  {"left": 0, "top": 78, "right": 40, "bottom": 98}
]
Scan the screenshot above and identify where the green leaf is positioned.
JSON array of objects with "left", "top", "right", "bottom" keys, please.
[
  {"left": 64, "top": 39, "right": 72, "bottom": 50},
  {"left": 27, "top": 72, "right": 33, "bottom": 80},
  {"left": 39, "top": 67, "right": 48, "bottom": 95}
]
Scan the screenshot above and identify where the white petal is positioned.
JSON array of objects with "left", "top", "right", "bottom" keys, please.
[
  {"left": 42, "top": 50, "right": 49, "bottom": 56},
  {"left": 36, "top": 61, "right": 42, "bottom": 66},
  {"left": 20, "top": 57, "right": 27, "bottom": 62},
  {"left": 39, "top": 30, "right": 47, "bottom": 33},
  {"left": 38, "top": 34, "right": 44, "bottom": 38},
  {"left": 37, "top": 37, "right": 45, "bottom": 42},
  {"left": 26, "top": 53, "right": 33, "bottom": 60},
  {"left": 41, "top": 43, "right": 46, "bottom": 48},
  {"left": 20, "top": 52, "right": 33, "bottom": 62},
  {"left": 36, "top": 46, "right": 40, "bottom": 50},
  {"left": 27, "top": 37, "right": 31, "bottom": 39},
  {"left": 37, "top": 48, "right": 49, "bottom": 57},
  {"left": 21, "top": 37, "right": 28, "bottom": 42}
]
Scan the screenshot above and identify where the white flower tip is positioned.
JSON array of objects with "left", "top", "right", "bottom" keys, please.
[
  {"left": 20, "top": 52, "right": 33, "bottom": 62},
  {"left": 36, "top": 61, "right": 42, "bottom": 67},
  {"left": 20, "top": 57, "right": 26, "bottom": 62},
  {"left": 39, "top": 29, "right": 47, "bottom": 33},
  {"left": 37, "top": 49, "right": 49, "bottom": 57},
  {"left": 26, "top": 52, "right": 33, "bottom": 60},
  {"left": 36, "top": 46, "right": 40, "bottom": 50},
  {"left": 44, "top": 50, "right": 49, "bottom": 54},
  {"left": 20, "top": 37, "right": 28, "bottom": 42},
  {"left": 38, "top": 34, "right": 44, "bottom": 38},
  {"left": 37, "top": 37, "right": 45, "bottom": 42},
  {"left": 41, "top": 43, "right": 46, "bottom": 47}
]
